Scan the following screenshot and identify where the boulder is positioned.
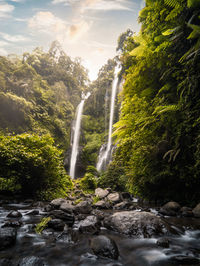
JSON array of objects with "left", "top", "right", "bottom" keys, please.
[
  {"left": 180, "top": 207, "right": 193, "bottom": 217},
  {"left": 2, "top": 221, "right": 22, "bottom": 228},
  {"left": 113, "top": 201, "right": 131, "bottom": 210},
  {"left": 121, "top": 192, "right": 132, "bottom": 201},
  {"left": 74, "top": 201, "right": 92, "bottom": 214},
  {"left": 193, "top": 203, "right": 200, "bottom": 218},
  {"left": 50, "top": 210, "right": 74, "bottom": 226},
  {"left": 95, "top": 188, "right": 109, "bottom": 199},
  {"left": 94, "top": 200, "right": 110, "bottom": 209},
  {"left": 60, "top": 201, "right": 74, "bottom": 213},
  {"left": 90, "top": 235, "right": 119, "bottom": 260},
  {"left": 50, "top": 198, "right": 66, "bottom": 209},
  {"left": 104, "top": 211, "right": 171, "bottom": 238},
  {"left": 157, "top": 237, "right": 170, "bottom": 248},
  {"left": 0, "top": 227, "right": 17, "bottom": 250},
  {"left": 19, "top": 256, "right": 44, "bottom": 266},
  {"left": 159, "top": 201, "right": 181, "bottom": 216},
  {"left": 107, "top": 193, "right": 121, "bottom": 204},
  {"left": 7, "top": 210, "right": 22, "bottom": 218},
  {"left": 48, "top": 219, "right": 65, "bottom": 231},
  {"left": 25, "top": 209, "right": 39, "bottom": 216},
  {"left": 79, "top": 216, "right": 100, "bottom": 234}
]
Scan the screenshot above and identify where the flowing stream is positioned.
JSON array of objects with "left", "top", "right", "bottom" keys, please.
[
  {"left": 69, "top": 92, "right": 90, "bottom": 179},
  {"left": 97, "top": 63, "right": 121, "bottom": 172}
]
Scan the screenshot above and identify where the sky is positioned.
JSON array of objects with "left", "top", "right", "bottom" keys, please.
[{"left": 0, "top": 0, "right": 145, "bottom": 80}]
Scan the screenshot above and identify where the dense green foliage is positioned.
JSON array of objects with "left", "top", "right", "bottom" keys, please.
[
  {"left": 112, "top": 0, "right": 200, "bottom": 203},
  {"left": 0, "top": 134, "right": 72, "bottom": 199},
  {"left": 0, "top": 41, "right": 88, "bottom": 150}
]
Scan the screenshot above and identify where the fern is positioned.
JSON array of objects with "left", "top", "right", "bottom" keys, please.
[{"left": 164, "top": 0, "right": 182, "bottom": 8}]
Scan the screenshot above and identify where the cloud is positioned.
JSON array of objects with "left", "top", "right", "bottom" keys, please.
[
  {"left": 0, "top": 32, "right": 30, "bottom": 42},
  {"left": 28, "top": 11, "right": 91, "bottom": 43},
  {"left": 28, "top": 11, "right": 67, "bottom": 35},
  {"left": 52, "top": 0, "right": 134, "bottom": 12},
  {"left": 0, "top": 3, "right": 14, "bottom": 18}
]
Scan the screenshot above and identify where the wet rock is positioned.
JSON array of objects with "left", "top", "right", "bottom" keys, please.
[
  {"left": 193, "top": 203, "right": 200, "bottom": 218},
  {"left": 2, "top": 221, "right": 22, "bottom": 228},
  {"left": 48, "top": 219, "right": 65, "bottom": 231},
  {"left": 95, "top": 188, "right": 109, "bottom": 199},
  {"left": 107, "top": 193, "right": 121, "bottom": 204},
  {"left": 7, "top": 210, "right": 22, "bottom": 218},
  {"left": 157, "top": 237, "right": 170, "bottom": 248},
  {"left": 0, "top": 227, "right": 17, "bottom": 250},
  {"left": 50, "top": 210, "right": 74, "bottom": 226},
  {"left": 74, "top": 201, "right": 92, "bottom": 214},
  {"left": 0, "top": 259, "right": 12, "bottom": 266},
  {"left": 180, "top": 207, "right": 194, "bottom": 217},
  {"left": 160, "top": 201, "right": 181, "bottom": 216},
  {"left": 60, "top": 201, "right": 74, "bottom": 213},
  {"left": 24, "top": 199, "right": 34, "bottom": 204},
  {"left": 25, "top": 209, "right": 39, "bottom": 216},
  {"left": 113, "top": 201, "right": 131, "bottom": 210},
  {"left": 79, "top": 215, "right": 100, "bottom": 234},
  {"left": 91, "top": 209, "right": 107, "bottom": 221},
  {"left": 56, "top": 231, "right": 72, "bottom": 244},
  {"left": 170, "top": 255, "right": 199, "bottom": 264},
  {"left": 104, "top": 211, "right": 171, "bottom": 238},
  {"left": 94, "top": 200, "right": 110, "bottom": 209},
  {"left": 50, "top": 198, "right": 66, "bottom": 209},
  {"left": 90, "top": 235, "right": 119, "bottom": 260},
  {"left": 121, "top": 192, "right": 132, "bottom": 201},
  {"left": 19, "top": 256, "right": 45, "bottom": 266}
]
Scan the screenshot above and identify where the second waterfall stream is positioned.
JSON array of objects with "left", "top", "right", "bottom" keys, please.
[
  {"left": 97, "top": 63, "right": 121, "bottom": 171},
  {"left": 69, "top": 92, "right": 90, "bottom": 179}
]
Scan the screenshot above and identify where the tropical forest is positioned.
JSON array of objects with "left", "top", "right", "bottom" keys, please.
[{"left": 0, "top": 0, "right": 200, "bottom": 265}]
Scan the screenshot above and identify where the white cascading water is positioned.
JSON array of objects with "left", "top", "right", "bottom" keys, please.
[
  {"left": 97, "top": 63, "right": 121, "bottom": 171},
  {"left": 69, "top": 92, "right": 90, "bottom": 179}
]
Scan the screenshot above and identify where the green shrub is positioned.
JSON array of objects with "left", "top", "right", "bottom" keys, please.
[
  {"left": 98, "top": 162, "right": 127, "bottom": 191},
  {"left": 79, "top": 173, "right": 97, "bottom": 190},
  {"left": 0, "top": 133, "right": 72, "bottom": 199}
]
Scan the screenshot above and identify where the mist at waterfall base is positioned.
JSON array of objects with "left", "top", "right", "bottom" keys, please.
[
  {"left": 96, "top": 63, "right": 121, "bottom": 172},
  {"left": 69, "top": 92, "right": 90, "bottom": 179}
]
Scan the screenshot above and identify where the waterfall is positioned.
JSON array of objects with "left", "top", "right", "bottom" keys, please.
[
  {"left": 97, "top": 63, "right": 121, "bottom": 171},
  {"left": 69, "top": 92, "right": 90, "bottom": 179}
]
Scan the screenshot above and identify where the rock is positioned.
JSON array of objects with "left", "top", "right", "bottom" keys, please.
[
  {"left": 79, "top": 253, "right": 97, "bottom": 264},
  {"left": 25, "top": 209, "right": 39, "bottom": 216},
  {"left": 113, "top": 201, "right": 131, "bottom": 210},
  {"left": 170, "top": 255, "right": 199, "bottom": 264},
  {"left": 0, "top": 259, "right": 12, "bottom": 266},
  {"left": 19, "top": 256, "right": 44, "bottom": 266},
  {"left": 121, "top": 192, "right": 132, "bottom": 201},
  {"left": 7, "top": 210, "right": 22, "bottom": 218},
  {"left": 56, "top": 231, "right": 72, "bottom": 244},
  {"left": 50, "top": 198, "right": 66, "bottom": 209},
  {"left": 0, "top": 227, "right": 17, "bottom": 250},
  {"left": 2, "top": 221, "right": 22, "bottom": 228},
  {"left": 74, "top": 201, "right": 92, "bottom": 214},
  {"left": 157, "top": 238, "right": 170, "bottom": 248},
  {"left": 48, "top": 219, "right": 65, "bottom": 231},
  {"left": 193, "top": 203, "right": 200, "bottom": 218},
  {"left": 180, "top": 207, "right": 194, "bottom": 217},
  {"left": 50, "top": 210, "right": 74, "bottom": 226},
  {"left": 95, "top": 188, "right": 109, "bottom": 199},
  {"left": 79, "top": 216, "right": 100, "bottom": 234},
  {"left": 160, "top": 201, "right": 181, "bottom": 216},
  {"left": 60, "top": 201, "right": 74, "bottom": 213},
  {"left": 90, "top": 235, "right": 119, "bottom": 260},
  {"left": 24, "top": 199, "right": 34, "bottom": 204},
  {"left": 94, "top": 200, "right": 110, "bottom": 209},
  {"left": 104, "top": 211, "right": 171, "bottom": 238},
  {"left": 107, "top": 193, "right": 121, "bottom": 204}
]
